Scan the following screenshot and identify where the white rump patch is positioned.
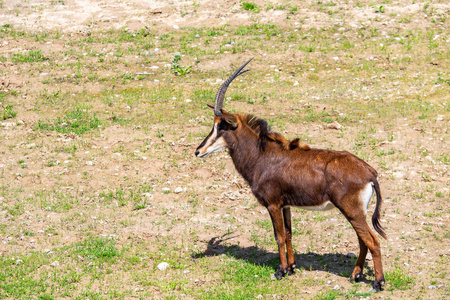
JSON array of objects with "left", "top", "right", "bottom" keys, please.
[
  {"left": 302, "top": 201, "right": 336, "bottom": 211},
  {"left": 361, "top": 182, "right": 374, "bottom": 215}
]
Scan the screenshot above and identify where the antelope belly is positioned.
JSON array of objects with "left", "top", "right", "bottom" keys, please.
[{"left": 301, "top": 201, "right": 336, "bottom": 211}]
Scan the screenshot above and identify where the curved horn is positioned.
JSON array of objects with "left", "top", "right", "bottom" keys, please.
[{"left": 214, "top": 58, "right": 253, "bottom": 117}]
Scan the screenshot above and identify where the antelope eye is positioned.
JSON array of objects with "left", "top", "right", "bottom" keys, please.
[{"left": 218, "top": 121, "right": 226, "bottom": 131}]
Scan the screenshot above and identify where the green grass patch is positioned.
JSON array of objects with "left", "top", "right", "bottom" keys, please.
[
  {"left": 0, "top": 252, "right": 51, "bottom": 298},
  {"left": 242, "top": 2, "right": 260, "bottom": 13},
  {"left": 0, "top": 92, "right": 17, "bottom": 120},
  {"left": 12, "top": 49, "right": 48, "bottom": 63},
  {"left": 35, "top": 108, "right": 100, "bottom": 135},
  {"left": 199, "top": 259, "right": 277, "bottom": 299},
  {"left": 73, "top": 237, "right": 120, "bottom": 262},
  {"left": 385, "top": 266, "right": 415, "bottom": 290},
  {"left": 1, "top": 104, "right": 17, "bottom": 120}
]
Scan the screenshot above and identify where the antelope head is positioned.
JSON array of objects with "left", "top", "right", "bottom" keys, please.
[{"left": 195, "top": 58, "right": 253, "bottom": 158}]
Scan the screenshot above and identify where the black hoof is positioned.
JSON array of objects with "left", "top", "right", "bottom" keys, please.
[
  {"left": 370, "top": 278, "right": 385, "bottom": 292},
  {"left": 348, "top": 272, "right": 363, "bottom": 282},
  {"left": 274, "top": 268, "right": 288, "bottom": 280},
  {"left": 287, "top": 263, "right": 296, "bottom": 276}
]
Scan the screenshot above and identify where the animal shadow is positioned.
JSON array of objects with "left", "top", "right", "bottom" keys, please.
[{"left": 192, "top": 232, "right": 374, "bottom": 283}]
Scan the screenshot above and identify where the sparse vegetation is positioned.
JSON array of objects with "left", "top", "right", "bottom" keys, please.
[
  {"left": 171, "top": 53, "right": 192, "bottom": 76},
  {"left": 35, "top": 108, "right": 100, "bottom": 135},
  {"left": 0, "top": 0, "right": 448, "bottom": 299},
  {"left": 242, "top": 2, "right": 260, "bottom": 13}
]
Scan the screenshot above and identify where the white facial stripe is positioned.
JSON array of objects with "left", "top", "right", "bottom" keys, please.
[
  {"left": 197, "top": 124, "right": 227, "bottom": 157},
  {"left": 205, "top": 136, "right": 226, "bottom": 154}
]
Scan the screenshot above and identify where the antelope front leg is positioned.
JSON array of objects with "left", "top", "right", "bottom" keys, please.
[
  {"left": 283, "top": 207, "right": 296, "bottom": 275},
  {"left": 268, "top": 205, "right": 288, "bottom": 279}
]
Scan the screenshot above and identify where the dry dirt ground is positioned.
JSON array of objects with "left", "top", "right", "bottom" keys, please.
[{"left": 0, "top": 0, "right": 449, "bottom": 299}]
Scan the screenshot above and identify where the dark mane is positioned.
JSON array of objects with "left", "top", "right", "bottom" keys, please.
[{"left": 240, "top": 114, "right": 310, "bottom": 151}]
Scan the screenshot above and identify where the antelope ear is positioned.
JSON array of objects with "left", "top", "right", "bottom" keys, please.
[
  {"left": 207, "top": 104, "right": 214, "bottom": 111},
  {"left": 223, "top": 112, "right": 238, "bottom": 129}
]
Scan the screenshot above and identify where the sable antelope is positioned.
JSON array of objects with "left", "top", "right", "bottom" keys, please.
[{"left": 195, "top": 58, "right": 386, "bottom": 291}]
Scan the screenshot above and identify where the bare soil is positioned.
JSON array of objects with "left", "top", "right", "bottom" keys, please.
[{"left": 0, "top": 0, "right": 449, "bottom": 299}]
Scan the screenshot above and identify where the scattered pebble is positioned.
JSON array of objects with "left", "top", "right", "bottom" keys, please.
[
  {"left": 333, "top": 284, "right": 340, "bottom": 290},
  {"left": 15, "top": 259, "right": 23, "bottom": 265},
  {"left": 50, "top": 261, "right": 59, "bottom": 267},
  {"left": 174, "top": 187, "right": 183, "bottom": 194},
  {"left": 157, "top": 262, "right": 170, "bottom": 271},
  {"left": 326, "top": 121, "right": 342, "bottom": 130}
]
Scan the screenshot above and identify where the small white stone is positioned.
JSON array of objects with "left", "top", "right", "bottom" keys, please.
[
  {"left": 333, "top": 285, "right": 340, "bottom": 290},
  {"left": 158, "top": 262, "right": 170, "bottom": 271},
  {"left": 50, "top": 261, "right": 59, "bottom": 267},
  {"left": 15, "top": 259, "right": 23, "bottom": 265},
  {"left": 162, "top": 187, "right": 170, "bottom": 193},
  {"left": 173, "top": 25, "right": 179, "bottom": 30},
  {"left": 174, "top": 187, "right": 183, "bottom": 194},
  {"left": 86, "top": 161, "right": 93, "bottom": 166}
]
